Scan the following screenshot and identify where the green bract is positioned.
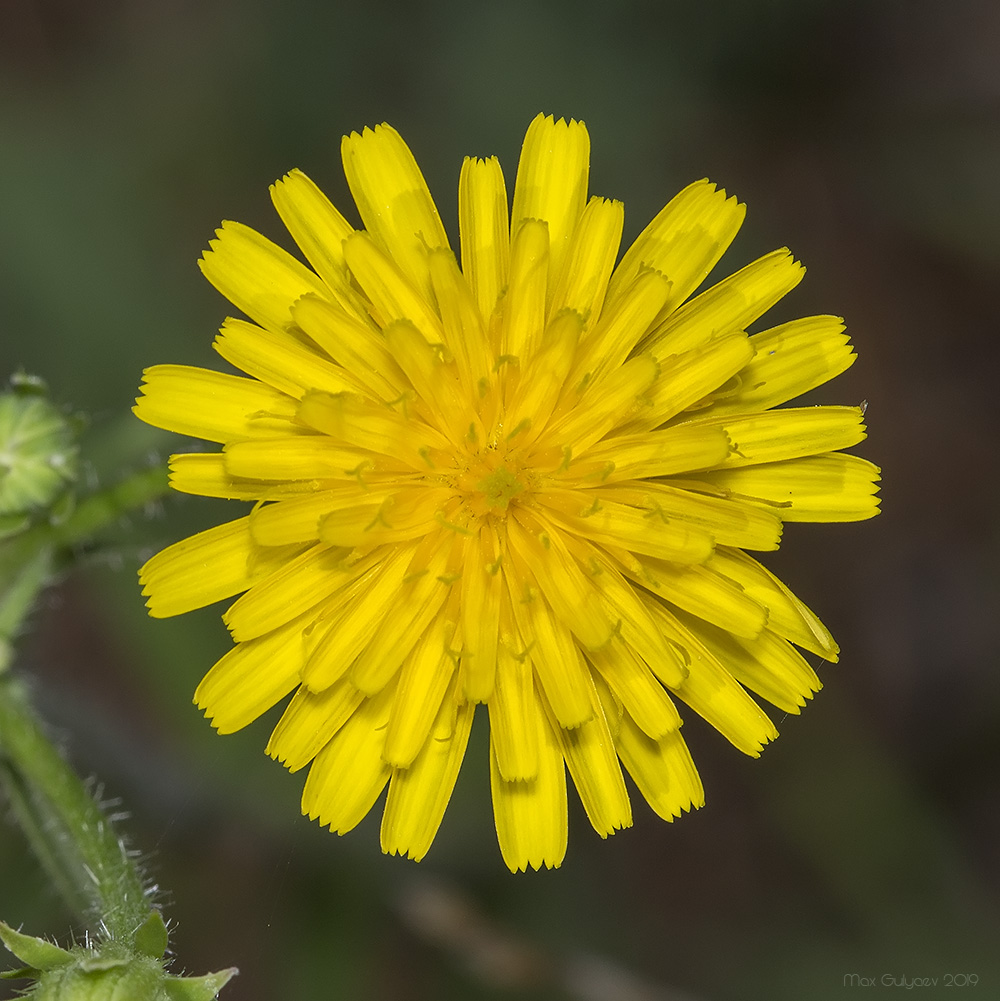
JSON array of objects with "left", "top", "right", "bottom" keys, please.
[{"left": 0, "top": 919, "right": 236, "bottom": 1001}]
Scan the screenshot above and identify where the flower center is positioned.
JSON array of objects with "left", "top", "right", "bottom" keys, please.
[
  {"left": 449, "top": 437, "right": 534, "bottom": 523},
  {"left": 476, "top": 465, "right": 524, "bottom": 511}
]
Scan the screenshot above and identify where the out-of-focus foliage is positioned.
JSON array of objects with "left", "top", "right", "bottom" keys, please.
[{"left": 2, "top": 1, "right": 998, "bottom": 999}]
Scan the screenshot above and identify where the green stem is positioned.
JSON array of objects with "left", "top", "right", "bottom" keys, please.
[
  {"left": 50, "top": 463, "right": 170, "bottom": 552},
  {"left": 0, "top": 676, "right": 152, "bottom": 942},
  {"left": 0, "top": 464, "right": 169, "bottom": 670},
  {"left": 0, "top": 462, "right": 170, "bottom": 941},
  {"left": 0, "top": 753, "right": 93, "bottom": 920}
]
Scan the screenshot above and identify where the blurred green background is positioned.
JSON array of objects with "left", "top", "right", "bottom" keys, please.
[{"left": 2, "top": 0, "right": 998, "bottom": 998}]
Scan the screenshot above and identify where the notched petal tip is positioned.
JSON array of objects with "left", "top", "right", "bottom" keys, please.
[
  {"left": 342, "top": 122, "right": 395, "bottom": 146},
  {"left": 193, "top": 694, "right": 231, "bottom": 734},
  {"left": 269, "top": 167, "right": 305, "bottom": 192},
  {"left": 545, "top": 111, "right": 587, "bottom": 129},
  {"left": 699, "top": 177, "right": 748, "bottom": 216},
  {"left": 382, "top": 844, "right": 429, "bottom": 864},
  {"left": 505, "top": 855, "right": 565, "bottom": 874},
  {"left": 199, "top": 221, "right": 237, "bottom": 261}
]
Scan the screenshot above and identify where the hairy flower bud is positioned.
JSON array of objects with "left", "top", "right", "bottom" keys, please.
[{"left": 0, "top": 375, "right": 78, "bottom": 532}]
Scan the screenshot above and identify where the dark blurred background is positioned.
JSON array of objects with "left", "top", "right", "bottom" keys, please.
[{"left": 1, "top": 1, "right": 998, "bottom": 998}]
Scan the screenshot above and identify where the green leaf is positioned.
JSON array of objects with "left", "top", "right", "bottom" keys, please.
[
  {"left": 0, "top": 921, "right": 74, "bottom": 970},
  {"left": 133, "top": 910, "right": 169, "bottom": 960},
  {"left": 164, "top": 967, "right": 239, "bottom": 1001}
]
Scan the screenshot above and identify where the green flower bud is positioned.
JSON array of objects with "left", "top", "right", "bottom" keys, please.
[
  {"left": 0, "top": 375, "right": 78, "bottom": 522},
  {"left": 0, "top": 377, "right": 82, "bottom": 668}
]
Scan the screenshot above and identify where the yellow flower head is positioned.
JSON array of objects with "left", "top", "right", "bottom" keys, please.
[{"left": 135, "top": 114, "right": 880, "bottom": 871}]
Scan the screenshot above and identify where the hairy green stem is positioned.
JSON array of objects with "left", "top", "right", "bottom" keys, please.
[
  {"left": 0, "top": 462, "right": 170, "bottom": 939},
  {"left": 0, "top": 676, "right": 152, "bottom": 942}
]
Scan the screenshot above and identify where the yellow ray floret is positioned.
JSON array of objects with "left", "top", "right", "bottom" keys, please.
[
  {"left": 511, "top": 114, "right": 590, "bottom": 292},
  {"left": 341, "top": 123, "right": 450, "bottom": 304},
  {"left": 135, "top": 113, "right": 879, "bottom": 872},
  {"left": 458, "top": 155, "right": 510, "bottom": 324}
]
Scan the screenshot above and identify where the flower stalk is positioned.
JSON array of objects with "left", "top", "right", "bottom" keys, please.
[
  {"left": 0, "top": 674, "right": 153, "bottom": 940},
  {"left": 0, "top": 379, "right": 234, "bottom": 995},
  {"left": 0, "top": 463, "right": 169, "bottom": 670}
]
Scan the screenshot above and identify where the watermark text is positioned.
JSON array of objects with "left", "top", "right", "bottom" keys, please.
[{"left": 843, "top": 973, "right": 979, "bottom": 989}]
